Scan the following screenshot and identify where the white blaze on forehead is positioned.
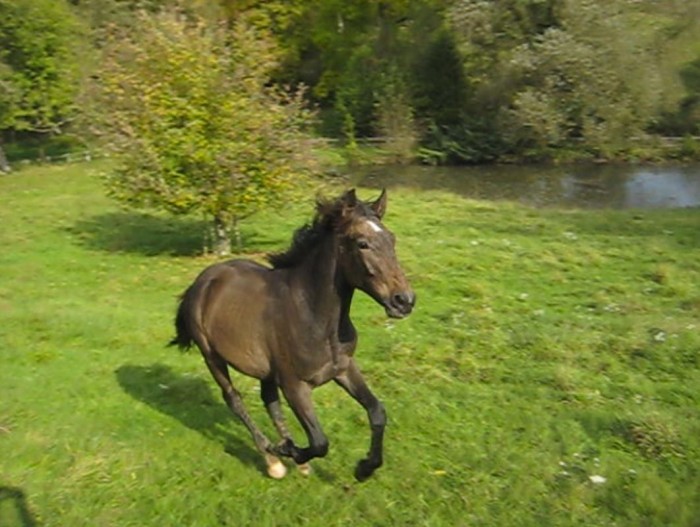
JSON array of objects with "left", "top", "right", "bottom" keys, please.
[{"left": 366, "top": 220, "right": 383, "bottom": 233}]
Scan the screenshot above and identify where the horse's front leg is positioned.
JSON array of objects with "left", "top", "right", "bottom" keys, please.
[
  {"left": 272, "top": 380, "right": 329, "bottom": 465},
  {"left": 334, "top": 359, "right": 386, "bottom": 482},
  {"left": 260, "top": 378, "right": 312, "bottom": 476}
]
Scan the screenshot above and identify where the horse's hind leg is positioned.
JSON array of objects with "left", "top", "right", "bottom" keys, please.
[
  {"left": 261, "top": 379, "right": 312, "bottom": 476},
  {"left": 201, "top": 349, "right": 286, "bottom": 479},
  {"left": 261, "top": 378, "right": 291, "bottom": 439}
]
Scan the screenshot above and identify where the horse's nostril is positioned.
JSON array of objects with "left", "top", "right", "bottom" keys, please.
[{"left": 393, "top": 292, "right": 415, "bottom": 309}]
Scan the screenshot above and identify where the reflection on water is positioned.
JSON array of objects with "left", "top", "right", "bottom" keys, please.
[{"left": 354, "top": 163, "right": 700, "bottom": 210}]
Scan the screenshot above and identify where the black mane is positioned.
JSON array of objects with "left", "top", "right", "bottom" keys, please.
[
  {"left": 267, "top": 193, "right": 375, "bottom": 269},
  {"left": 267, "top": 216, "right": 329, "bottom": 269}
]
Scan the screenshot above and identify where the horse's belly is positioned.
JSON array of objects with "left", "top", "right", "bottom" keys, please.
[
  {"left": 203, "top": 266, "right": 273, "bottom": 379},
  {"left": 227, "top": 346, "right": 271, "bottom": 379},
  {"left": 210, "top": 324, "right": 272, "bottom": 379}
]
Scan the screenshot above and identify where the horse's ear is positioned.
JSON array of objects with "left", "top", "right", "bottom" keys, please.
[
  {"left": 343, "top": 188, "right": 358, "bottom": 207},
  {"left": 331, "top": 189, "right": 357, "bottom": 228},
  {"left": 371, "top": 188, "right": 388, "bottom": 219}
]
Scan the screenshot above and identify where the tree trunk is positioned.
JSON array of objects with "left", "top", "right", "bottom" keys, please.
[
  {"left": 212, "top": 216, "right": 232, "bottom": 257},
  {"left": 232, "top": 216, "right": 242, "bottom": 252},
  {"left": 0, "top": 144, "right": 10, "bottom": 173}
]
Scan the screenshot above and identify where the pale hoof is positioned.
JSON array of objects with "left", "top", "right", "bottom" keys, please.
[
  {"left": 297, "top": 463, "right": 312, "bottom": 477},
  {"left": 266, "top": 455, "right": 287, "bottom": 480}
]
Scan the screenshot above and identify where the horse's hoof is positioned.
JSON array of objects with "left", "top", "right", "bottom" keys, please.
[
  {"left": 354, "top": 459, "right": 376, "bottom": 482},
  {"left": 297, "top": 463, "right": 312, "bottom": 477},
  {"left": 265, "top": 455, "right": 287, "bottom": 480}
]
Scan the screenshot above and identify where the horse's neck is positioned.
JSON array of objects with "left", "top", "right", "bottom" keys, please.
[{"left": 292, "top": 234, "right": 352, "bottom": 327}]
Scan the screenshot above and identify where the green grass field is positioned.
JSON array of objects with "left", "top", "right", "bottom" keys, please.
[{"left": 1, "top": 162, "right": 698, "bottom": 526}]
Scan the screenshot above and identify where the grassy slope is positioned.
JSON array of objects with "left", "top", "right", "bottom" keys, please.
[{"left": 0, "top": 162, "right": 698, "bottom": 527}]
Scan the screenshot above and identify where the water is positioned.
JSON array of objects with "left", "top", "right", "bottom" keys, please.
[{"left": 354, "top": 163, "right": 700, "bottom": 210}]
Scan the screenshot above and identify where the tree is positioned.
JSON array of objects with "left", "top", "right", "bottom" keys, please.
[
  {"left": 262, "top": 0, "right": 450, "bottom": 142},
  {"left": 446, "top": 0, "right": 695, "bottom": 161},
  {"left": 674, "top": 56, "right": 700, "bottom": 135},
  {"left": 90, "top": 10, "right": 317, "bottom": 254},
  {"left": 0, "top": 0, "right": 84, "bottom": 169}
]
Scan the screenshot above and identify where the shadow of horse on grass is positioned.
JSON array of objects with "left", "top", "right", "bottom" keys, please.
[
  {"left": 0, "top": 486, "right": 38, "bottom": 527},
  {"left": 116, "top": 363, "right": 337, "bottom": 481},
  {"left": 115, "top": 364, "right": 264, "bottom": 471}
]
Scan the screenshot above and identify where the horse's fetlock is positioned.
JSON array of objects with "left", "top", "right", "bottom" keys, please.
[
  {"left": 273, "top": 438, "right": 295, "bottom": 457},
  {"left": 312, "top": 439, "right": 329, "bottom": 458}
]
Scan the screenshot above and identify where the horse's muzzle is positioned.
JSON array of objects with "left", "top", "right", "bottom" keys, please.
[{"left": 385, "top": 291, "right": 416, "bottom": 319}]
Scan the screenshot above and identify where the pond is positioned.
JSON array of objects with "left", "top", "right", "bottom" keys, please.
[{"left": 353, "top": 163, "right": 700, "bottom": 210}]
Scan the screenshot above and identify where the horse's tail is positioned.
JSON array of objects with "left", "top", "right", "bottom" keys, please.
[{"left": 168, "top": 284, "right": 198, "bottom": 351}]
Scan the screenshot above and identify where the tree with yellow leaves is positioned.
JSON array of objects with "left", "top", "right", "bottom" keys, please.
[{"left": 90, "top": 10, "right": 317, "bottom": 254}]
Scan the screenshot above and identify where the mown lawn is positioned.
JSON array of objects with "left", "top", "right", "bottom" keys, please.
[{"left": 0, "top": 162, "right": 698, "bottom": 527}]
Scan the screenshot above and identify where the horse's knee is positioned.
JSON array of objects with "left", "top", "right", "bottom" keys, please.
[{"left": 369, "top": 401, "right": 386, "bottom": 428}]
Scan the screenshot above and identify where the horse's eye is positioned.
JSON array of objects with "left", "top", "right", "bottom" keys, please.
[{"left": 357, "top": 240, "right": 370, "bottom": 250}]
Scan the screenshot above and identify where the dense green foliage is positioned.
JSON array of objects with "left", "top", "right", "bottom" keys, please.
[
  {"left": 1, "top": 0, "right": 699, "bottom": 166},
  {"left": 1, "top": 162, "right": 698, "bottom": 525},
  {"left": 443, "top": 0, "right": 700, "bottom": 162},
  {"left": 237, "top": 0, "right": 700, "bottom": 162},
  {"left": 0, "top": 0, "right": 83, "bottom": 134},
  {"left": 0, "top": 0, "right": 698, "bottom": 169},
  {"left": 0, "top": 0, "right": 85, "bottom": 169}
]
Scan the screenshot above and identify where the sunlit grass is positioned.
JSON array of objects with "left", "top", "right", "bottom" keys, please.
[{"left": 0, "top": 162, "right": 698, "bottom": 526}]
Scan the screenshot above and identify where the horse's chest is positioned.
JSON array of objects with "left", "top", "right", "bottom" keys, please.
[
  {"left": 304, "top": 354, "right": 350, "bottom": 387},
  {"left": 294, "top": 337, "right": 355, "bottom": 387}
]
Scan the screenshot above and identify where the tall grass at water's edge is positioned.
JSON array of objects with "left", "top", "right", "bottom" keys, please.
[{"left": 0, "top": 162, "right": 698, "bottom": 527}]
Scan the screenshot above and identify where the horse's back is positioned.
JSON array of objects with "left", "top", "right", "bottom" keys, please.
[{"left": 185, "top": 259, "right": 277, "bottom": 379}]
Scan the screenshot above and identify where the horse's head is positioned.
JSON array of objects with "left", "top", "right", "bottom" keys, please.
[{"left": 333, "top": 189, "right": 415, "bottom": 319}]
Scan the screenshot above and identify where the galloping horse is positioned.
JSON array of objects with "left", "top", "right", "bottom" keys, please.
[{"left": 170, "top": 189, "right": 415, "bottom": 481}]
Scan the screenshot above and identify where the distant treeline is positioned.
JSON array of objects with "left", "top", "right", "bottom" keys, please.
[{"left": 1, "top": 0, "right": 699, "bottom": 165}]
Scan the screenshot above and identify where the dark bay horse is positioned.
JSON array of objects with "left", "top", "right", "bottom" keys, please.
[{"left": 170, "top": 189, "right": 415, "bottom": 481}]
